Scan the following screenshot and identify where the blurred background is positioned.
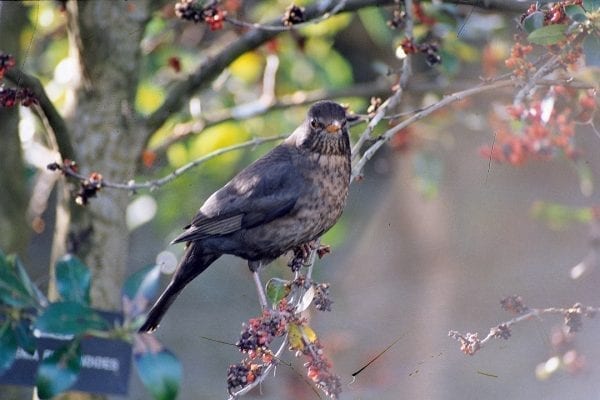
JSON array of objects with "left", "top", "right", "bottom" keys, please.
[{"left": 1, "top": 1, "right": 599, "bottom": 399}]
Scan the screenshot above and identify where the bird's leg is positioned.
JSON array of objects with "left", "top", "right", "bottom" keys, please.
[{"left": 248, "top": 261, "right": 268, "bottom": 309}]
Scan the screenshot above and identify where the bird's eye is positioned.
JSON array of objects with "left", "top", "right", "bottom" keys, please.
[{"left": 310, "top": 118, "right": 319, "bottom": 129}]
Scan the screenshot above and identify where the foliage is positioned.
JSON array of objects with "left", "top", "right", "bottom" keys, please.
[{"left": 0, "top": 250, "right": 180, "bottom": 400}]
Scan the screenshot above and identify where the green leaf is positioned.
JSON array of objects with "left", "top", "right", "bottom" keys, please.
[
  {"left": 531, "top": 201, "right": 592, "bottom": 230},
  {"left": 122, "top": 264, "right": 160, "bottom": 303},
  {"left": 527, "top": 24, "right": 568, "bottom": 46},
  {"left": 0, "top": 321, "right": 17, "bottom": 373},
  {"left": 9, "top": 255, "right": 47, "bottom": 307},
  {"left": 55, "top": 254, "right": 91, "bottom": 305},
  {"left": 564, "top": 5, "right": 588, "bottom": 22},
  {"left": 14, "top": 322, "right": 37, "bottom": 355},
  {"left": 583, "top": 0, "right": 600, "bottom": 11},
  {"left": 583, "top": 32, "right": 600, "bottom": 67},
  {"left": 0, "top": 253, "right": 35, "bottom": 308},
  {"left": 523, "top": 11, "right": 545, "bottom": 33},
  {"left": 135, "top": 344, "right": 181, "bottom": 400},
  {"left": 36, "top": 342, "right": 81, "bottom": 399},
  {"left": 266, "top": 278, "right": 290, "bottom": 306},
  {"left": 35, "top": 302, "right": 109, "bottom": 336}
]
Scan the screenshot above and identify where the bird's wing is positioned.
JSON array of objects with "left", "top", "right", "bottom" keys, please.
[{"left": 171, "top": 146, "right": 305, "bottom": 244}]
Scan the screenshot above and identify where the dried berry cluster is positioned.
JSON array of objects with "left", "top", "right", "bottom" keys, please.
[
  {"left": 448, "top": 331, "right": 481, "bottom": 356},
  {"left": 0, "top": 52, "right": 16, "bottom": 80},
  {"left": 236, "top": 310, "right": 287, "bottom": 353},
  {"left": 174, "top": 0, "right": 226, "bottom": 30},
  {"left": 0, "top": 87, "right": 37, "bottom": 108},
  {"left": 282, "top": 4, "right": 305, "bottom": 26},
  {"left": 481, "top": 87, "right": 597, "bottom": 165},
  {"left": 313, "top": 282, "right": 333, "bottom": 311},
  {"left": 230, "top": 277, "right": 339, "bottom": 397},
  {"left": 47, "top": 160, "right": 104, "bottom": 206},
  {"left": 0, "top": 53, "right": 38, "bottom": 108},
  {"left": 563, "top": 302, "right": 596, "bottom": 333},
  {"left": 400, "top": 38, "right": 441, "bottom": 66},
  {"left": 302, "top": 341, "right": 342, "bottom": 398},
  {"left": 500, "top": 295, "right": 528, "bottom": 314},
  {"left": 226, "top": 362, "right": 262, "bottom": 394}
]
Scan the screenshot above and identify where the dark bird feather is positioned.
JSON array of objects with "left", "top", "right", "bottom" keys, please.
[{"left": 139, "top": 101, "right": 351, "bottom": 333}]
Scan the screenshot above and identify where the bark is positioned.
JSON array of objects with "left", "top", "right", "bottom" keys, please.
[
  {"left": 50, "top": 0, "right": 153, "bottom": 307},
  {"left": 0, "top": 2, "right": 29, "bottom": 255}
]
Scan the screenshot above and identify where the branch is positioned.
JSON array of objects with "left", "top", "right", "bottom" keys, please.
[
  {"left": 448, "top": 296, "right": 599, "bottom": 356},
  {"left": 49, "top": 134, "right": 287, "bottom": 193},
  {"left": 5, "top": 68, "right": 74, "bottom": 160},
  {"left": 350, "top": 79, "right": 515, "bottom": 180},
  {"left": 151, "top": 79, "right": 392, "bottom": 154},
  {"left": 143, "top": 0, "right": 396, "bottom": 137}
]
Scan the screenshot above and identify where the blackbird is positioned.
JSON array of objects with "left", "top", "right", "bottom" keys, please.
[{"left": 139, "top": 101, "right": 351, "bottom": 333}]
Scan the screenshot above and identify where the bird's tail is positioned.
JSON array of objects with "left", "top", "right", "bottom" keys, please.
[{"left": 138, "top": 243, "right": 220, "bottom": 333}]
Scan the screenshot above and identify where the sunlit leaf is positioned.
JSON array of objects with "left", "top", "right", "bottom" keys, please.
[
  {"left": 266, "top": 278, "right": 290, "bottom": 306},
  {"left": 122, "top": 264, "right": 161, "bottom": 319},
  {"left": 136, "top": 83, "right": 165, "bottom": 114},
  {"left": 531, "top": 201, "right": 592, "bottom": 230},
  {"left": 35, "top": 302, "right": 109, "bottom": 336},
  {"left": 288, "top": 323, "right": 316, "bottom": 350},
  {"left": 55, "top": 254, "right": 91, "bottom": 305},
  {"left": 288, "top": 323, "right": 304, "bottom": 350},
  {"left": 36, "top": 342, "right": 81, "bottom": 399},
  {"left": 0, "top": 321, "right": 17, "bottom": 373},
  {"left": 229, "top": 51, "right": 264, "bottom": 84},
  {"left": 527, "top": 24, "right": 567, "bottom": 46},
  {"left": 134, "top": 338, "right": 181, "bottom": 400}
]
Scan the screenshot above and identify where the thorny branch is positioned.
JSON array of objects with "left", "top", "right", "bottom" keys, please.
[{"left": 449, "top": 295, "right": 599, "bottom": 356}]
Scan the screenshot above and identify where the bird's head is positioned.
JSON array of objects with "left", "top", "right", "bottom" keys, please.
[{"left": 289, "top": 101, "right": 351, "bottom": 156}]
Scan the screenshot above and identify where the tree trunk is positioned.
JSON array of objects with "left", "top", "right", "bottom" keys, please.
[{"left": 50, "top": 0, "right": 152, "bottom": 308}]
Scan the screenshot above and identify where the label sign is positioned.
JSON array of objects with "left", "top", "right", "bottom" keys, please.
[{"left": 0, "top": 313, "right": 132, "bottom": 395}]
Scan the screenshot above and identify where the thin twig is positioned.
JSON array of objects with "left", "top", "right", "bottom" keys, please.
[
  {"left": 351, "top": 79, "right": 515, "bottom": 180},
  {"left": 449, "top": 303, "right": 599, "bottom": 355},
  {"left": 54, "top": 135, "right": 287, "bottom": 191}
]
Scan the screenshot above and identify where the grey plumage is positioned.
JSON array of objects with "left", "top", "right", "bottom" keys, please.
[{"left": 139, "top": 101, "right": 351, "bottom": 333}]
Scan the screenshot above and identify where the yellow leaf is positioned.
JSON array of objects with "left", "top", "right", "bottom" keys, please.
[{"left": 229, "top": 52, "right": 264, "bottom": 84}]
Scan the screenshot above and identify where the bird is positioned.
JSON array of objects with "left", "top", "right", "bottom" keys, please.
[{"left": 139, "top": 100, "right": 352, "bottom": 333}]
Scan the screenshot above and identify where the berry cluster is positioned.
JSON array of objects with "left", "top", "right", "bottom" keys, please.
[
  {"left": 448, "top": 330, "right": 481, "bottom": 356},
  {"left": 313, "top": 282, "right": 333, "bottom": 312},
  {"left": 387, "top": 7, "right": 406, "bottom": 30},
  {"left": 400, "top": 38, "right": 441, "bottom": 66},
  {"left": 302, "top": 341, "right": 342, "bottom": 398},
  {"left": 0, "top": 53, "right": 16, "bottom": 80},
  {"left": 282, "top": 4, "right": 305, "bottom": 26},
  {"left": 481, "top": 87, "right": 597, "bottom": 165},
  {"left": 47, "top": 160, "right": 104, "bottom": 206},
  {"left": 174, "top": 0, "right": 226, "bottom": 31},
  {"left": 504, "top": 40, "right": 534, "bottom": 78},
  {"left": 0, "top": 53, "right": 38, "bottom": 108},
  {"left": 226, "top": 362, "right": 262, "bottom": 394},
  {"left": 500, "top": 295, "right": 528, "bottom": 314},
  {"left": 236, "top": 310, "right": 287, "bottom": 353}
]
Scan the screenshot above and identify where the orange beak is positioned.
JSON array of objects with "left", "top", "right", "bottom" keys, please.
[{"left": 325, "top": 121, "right": 341, "bottom": 133}]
